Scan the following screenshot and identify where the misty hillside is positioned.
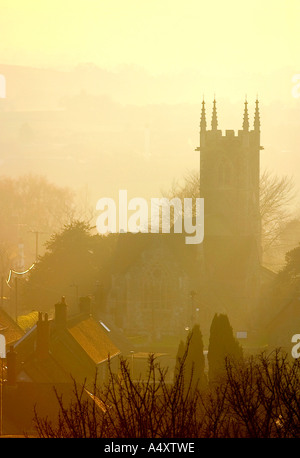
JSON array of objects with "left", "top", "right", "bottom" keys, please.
[{"left": 0, "top": 63, "right": 299, "bottom": 207}]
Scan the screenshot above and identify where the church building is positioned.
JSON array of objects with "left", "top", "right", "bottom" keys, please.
[{"left": 103, "top": 99, "right": 264, "bottom": 339}]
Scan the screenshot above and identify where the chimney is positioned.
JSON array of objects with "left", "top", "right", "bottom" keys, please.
[
  {"left": 55, "top": 296, "right": 67, "bottom": 329},
  {"left": 79, "top": 296, "right": 91, "bottom": 316},
  {"left": 6, "top": 345, "right": 17, "bottom": 386},
  {"left": 36, "top": 312, "right": 50, "bottom": 360}
]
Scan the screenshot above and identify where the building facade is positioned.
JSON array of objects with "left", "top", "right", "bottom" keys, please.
[{"left": 104, "top": 99, "right": 263, "bottom": 337}]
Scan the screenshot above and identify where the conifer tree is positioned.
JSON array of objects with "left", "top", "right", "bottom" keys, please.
[
  {"left": 207, "top": 313, "right": 242, "bottom": 383},
  {"left": 174, "top": 325, "right": 207, "bottom": 391}
]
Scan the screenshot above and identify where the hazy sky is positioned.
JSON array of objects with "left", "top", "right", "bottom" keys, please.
[
  {"left": 1, "top": 0, "right": 299, "bottom": 76},
  {"left": 0, "top": 0, "right": 299, "bottom": 268},
  {"left": 0, "top": 1, "right": 300, "bottom": 206}
]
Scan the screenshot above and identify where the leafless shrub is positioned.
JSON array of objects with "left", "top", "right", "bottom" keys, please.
[{"left": 33, "top": 347, "right": 300, "bottom": 438}]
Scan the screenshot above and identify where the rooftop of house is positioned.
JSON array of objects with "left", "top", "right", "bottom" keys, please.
[
  {"left": 0, "top": 307, "right": 24, "bottom": 347},
  {"left": 67, "top": 314, "right": 120, "bottom": 365},
  {"left": 12, "top": 297, "right": 123, "bottom": 385}
]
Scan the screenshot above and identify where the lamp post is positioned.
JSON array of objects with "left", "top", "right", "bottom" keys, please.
[
  {"left": 28, "top": 229, "right": 48, "bottom": 262},
  {"left": 188, "top": 290, "right": 197, "bottom": 328},
  {"left": 70, "top": 283, "right": 79, "bottom": 306}
]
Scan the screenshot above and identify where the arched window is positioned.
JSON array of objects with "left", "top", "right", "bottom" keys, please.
[{"left": 142, "top": 265, "right": 171, "bottom": 310}]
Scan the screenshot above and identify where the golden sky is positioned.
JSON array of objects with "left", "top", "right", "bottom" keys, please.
[
  {"left": 0, "top": 0, "right": 299, "bottom": 267},
  {"left": 0, "top": 0, "right": 299, "bottom": 75}
]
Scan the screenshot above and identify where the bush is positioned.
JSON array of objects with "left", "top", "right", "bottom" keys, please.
[{"left": 33, "top": 347, "right": 300, "bottom": 438}]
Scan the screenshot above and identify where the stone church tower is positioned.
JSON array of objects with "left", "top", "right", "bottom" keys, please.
[{"left": 196, "top": 99, "right": 263, "bottom": 330}]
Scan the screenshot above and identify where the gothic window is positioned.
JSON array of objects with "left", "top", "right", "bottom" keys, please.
[{"left": 142, "top": 265, "right": 171, "bottom": 310}]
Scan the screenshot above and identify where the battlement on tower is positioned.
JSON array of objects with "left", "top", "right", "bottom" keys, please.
[{"left": 203, "top": 128, "right": 258, "bottom": 144}]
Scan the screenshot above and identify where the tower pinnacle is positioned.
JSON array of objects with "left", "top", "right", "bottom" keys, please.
[
  {"left": 200, "top": 98, "right": 206, "bottom": 132},
  {"left": 242, "top": 97, "right": 249, "bottom": 131},
  {"left": 211, "top": 97, "right": 218, "bottom": 130},
  {"left": 254, "top": 97, "right": 260, "bottom": 131}
]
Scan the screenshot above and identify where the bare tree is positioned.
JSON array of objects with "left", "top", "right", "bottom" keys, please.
[
  {"left": 259, "top": 170, "right": 296, "bottom": 252},
  {"left": 33, "top": 344, "right": 205, "bottom": 438},
  {"left": 162, "top": 169, "right": 296, "bottom": 255},
  {"left": 33, "top": 345, "right": 300, "bottom": 438}
]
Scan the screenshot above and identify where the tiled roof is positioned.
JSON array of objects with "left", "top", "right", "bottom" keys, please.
[
  {"left": 67, "top": 316, "right": 120, "bottom": 364},
  {"left": 0, "top": 307, "right": 24, "bottom": 346},
  {"left": 19, "top": 353, "right": 71, "bottom": 384}
]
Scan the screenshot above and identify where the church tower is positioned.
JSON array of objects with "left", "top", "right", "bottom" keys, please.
[{"left": 196, "top": 98, "right": 263, "bottom": 329}]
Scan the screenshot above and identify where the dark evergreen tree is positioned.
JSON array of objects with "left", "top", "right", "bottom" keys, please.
[
  {"left": 21, "top": 221, "right": 117, "bottom": 312},
  {"left": 186, "top": 324, "right": 207, "bottom": 390},
  {"left": 174, "top": 339, "right": 185, "bottom": 382},
  {"left": 208, "top": 313, "right": 242, "bottom": 383},
  {"left": 175, "top": 324, "right": 207, "bottom": 391}
]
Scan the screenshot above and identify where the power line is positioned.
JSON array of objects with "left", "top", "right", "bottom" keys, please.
[{"left": 6, "top": 262, "right": 36, "bottom": 288}]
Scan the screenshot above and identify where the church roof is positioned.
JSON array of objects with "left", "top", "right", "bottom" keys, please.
[{"left": 109, "top": 232, "right": 201, "bottom": 279}]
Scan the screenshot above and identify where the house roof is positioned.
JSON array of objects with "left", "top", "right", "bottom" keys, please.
[
  {"left": 0, "top": 307, "right": 24, "bottom": 346},
  {"left": 12, "top": 311, "right": 122, "bottom": 384},
  {"left": 18, "top": 353, "right": 71, "bottom": 384},
  {"left": 97, "top": 317, "right": 136, "bottom": 354},
  {"left": 67, "top": 315, "right": 120, "bottom": 364}
]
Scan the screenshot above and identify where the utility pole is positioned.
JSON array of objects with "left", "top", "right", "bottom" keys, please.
[
  {"left": 70, "top": 283, "right": 79, "bottom": 306},
  {"left": 189, "top": 290, "right": 197, "bottom": 328},
  {"left": 32, "top": 230, "right": 40, "bottom": 262},
  {"left": 28, "top": 229, "right": 47, "bottom": 262}
]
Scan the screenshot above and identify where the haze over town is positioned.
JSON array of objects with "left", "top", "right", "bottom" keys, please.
[
  {"left": 1, "top": 0, "right": 300, "bottom": 440},
  {"left": 0, "top": 0, "right": 299, "bottom": 210}
]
